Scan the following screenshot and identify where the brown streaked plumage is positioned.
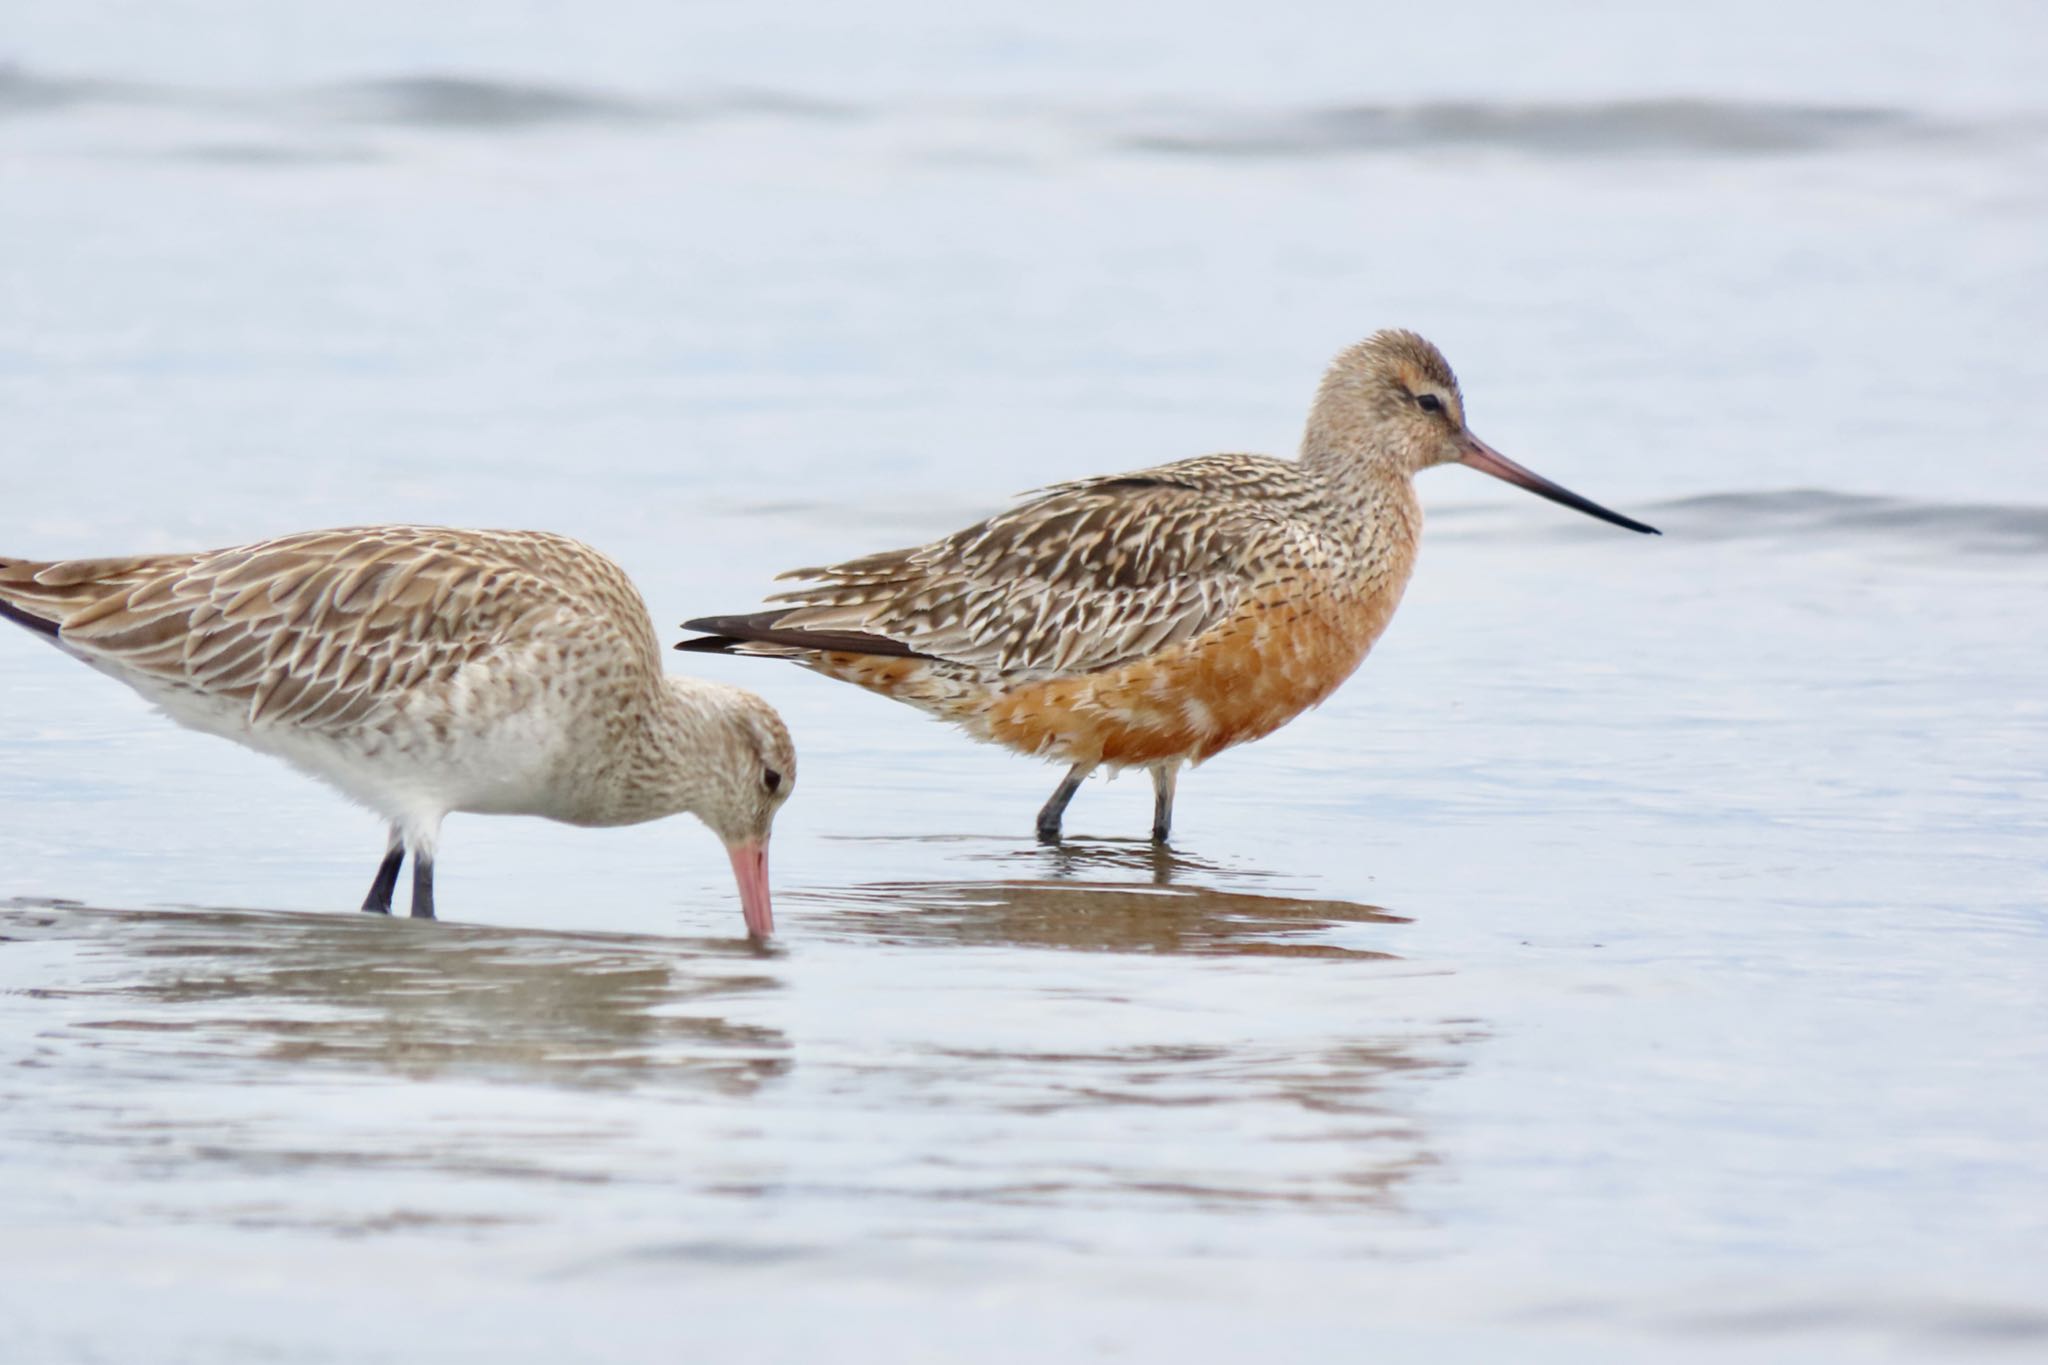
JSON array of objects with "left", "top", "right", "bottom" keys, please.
[
  {"left": 681, "top": 330, "right": 1656, "bottom": 843},
  {"left": 1, "top": 526, "right": 796, "bottom": 936}
]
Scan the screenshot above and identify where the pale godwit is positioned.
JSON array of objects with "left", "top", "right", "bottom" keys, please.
[
  {"left": 680, "top": 330, "right": 1654, "bottom": 844},
  {"left": 0, "top": 526, "right": 795, "bottom": 936}
]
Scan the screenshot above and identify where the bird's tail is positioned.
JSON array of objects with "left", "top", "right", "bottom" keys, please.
[
  {"left": 675, "top": 611, "right": 926, "bottom": 660},
  {"left": 0, "top": 558, "right": 63, "bottom": 639}
]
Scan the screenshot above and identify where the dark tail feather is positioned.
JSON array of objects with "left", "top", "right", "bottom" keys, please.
[
  {"left": 0, "top": 597, "right": 62, "bottom": 640},
  {"left": 674, "top": 633, "right": 749, "bottom": 656},
  {"left": 676, "top": 611, "right": 929, "bottom": 659}
]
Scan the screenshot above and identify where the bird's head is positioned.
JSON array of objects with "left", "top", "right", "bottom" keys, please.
[
  {"left": 667, "top": 678, "right": 795, "bottom": 939},
  {"left": 1308, "top": 329, "right": 1658, "bottom": 534}
]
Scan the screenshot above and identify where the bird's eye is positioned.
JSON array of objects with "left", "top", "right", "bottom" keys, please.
[
  {"left": 763, "top": 768, "right": 783, "bottom": 794},
  {"left": 1415, "top": 393, "right": 1444, "bottom": 414}
]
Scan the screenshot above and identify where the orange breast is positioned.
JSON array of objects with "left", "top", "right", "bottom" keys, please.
[{"left": 987, "top": 578, "right": 1403, "bottom": 765}]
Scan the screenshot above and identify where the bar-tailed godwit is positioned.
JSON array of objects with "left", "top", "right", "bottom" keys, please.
[
  {"left": 680, "top": 330, "right": 1654, "bottom": 844},
  {"left": 0, "top": 526, "right": 795, "bottom": 936}
]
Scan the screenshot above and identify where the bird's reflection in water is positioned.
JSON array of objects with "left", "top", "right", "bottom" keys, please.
[
  {"left": 792, "top": 844, "right": 1459, "bottom": 1217},
  {"left": 2, "top": 899, "right": 789, "bottom": 1095},
  {"left": 1014, "top": 837, "right": 1268, "bottom": 885},
  {"left": 803, "top": 838, "right": 1406, "bottom": 958}
]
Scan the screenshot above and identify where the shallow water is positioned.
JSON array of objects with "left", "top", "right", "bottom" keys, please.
[{"left": 3, "top": 3, "right": 2047, "bottom": 1361}]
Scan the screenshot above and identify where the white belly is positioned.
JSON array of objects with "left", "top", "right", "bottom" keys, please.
[{"left": 123, "top": 659, "right": 580, "bottom": 830}]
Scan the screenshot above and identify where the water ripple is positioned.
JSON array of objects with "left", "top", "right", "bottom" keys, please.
[
  {"left": 1446, "top": 488, "right": 2048, "bottom": 554},
  {"left": 1, "top": 898, "right": 788, "bottom": 1091},
  {"left": 1656, "top": 489, "right": 2048, "bottom": 552},
  {"left": 0, "top": 64, "right": 141, "bottom": 115},
  {"left": 326, "top": 76, "right": 665, "bottom": 128},
  {"left": 2, "top": 65, "right": 2012, "bottom": 167},
  {"left": 1114, "top": 98, "right": 1953, "bottom": 159}
]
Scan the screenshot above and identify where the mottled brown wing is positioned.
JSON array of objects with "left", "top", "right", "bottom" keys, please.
[
  {"left": 766, "top": 463, "right": 1304, "bottom": 678},
  {"left": 0, "top": 527, "right": 618, "bottom": 732}
]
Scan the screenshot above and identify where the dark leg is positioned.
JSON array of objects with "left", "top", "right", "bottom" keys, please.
[
  {"left": 361, "top": 828, "right": 404, "bottom": 915},
  {"left": 1035, "top": 763, "right": 1094, "bottom": 845},
  {"left": 1151, "top": 764, "right": 1178, "bottom": 845},
  {"left": 410, "top": 852, "right": 436, "bottom": 920}
]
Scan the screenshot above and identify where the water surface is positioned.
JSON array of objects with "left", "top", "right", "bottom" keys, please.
[{"left": 2, "top": 2, "right": 2045, "bottom": 1360}]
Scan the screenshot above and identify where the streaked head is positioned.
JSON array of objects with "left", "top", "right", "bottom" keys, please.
[
  {"left": 667, "top": 678, "right": 796, "bottom": 940},
  {"left": 1309, "top": 329, "right": 1658, "bottom": 534}
]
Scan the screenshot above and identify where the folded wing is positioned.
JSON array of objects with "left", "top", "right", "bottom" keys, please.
[
  {"left": 0, "top": 527, "right": 613, "bottom": 732},
  {"left": 736, "top": 462, "right": 1300, "bottom": 679}
]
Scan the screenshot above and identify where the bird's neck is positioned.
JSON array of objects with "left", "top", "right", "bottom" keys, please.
[
  {"left": 636, "top": 678, "right": 738, "bottom": 822},
  {"left": 557, "top": 677, "right": 720, "bottom": 828},
  {"left": 1299, "top": 436, "right": 1423, "bottom": 543}
]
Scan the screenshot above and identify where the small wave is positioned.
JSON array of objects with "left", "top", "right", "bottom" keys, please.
[
  {"left": 1445, "top": 489, "right": 2048, "bottom": 554},
  {"left": 1654, "top": 489, "right": 2048, "bottom": 554},
  {"left": 316, "top": 75, "right": 861, "bottom": 130},
  {"left": 1655, "top": 1293, "right": 2048, "bottom": 1346},
  {"left": 325, "top": 75, "right": 666, "bottom": 128},
  {"left": 0, "top": 63, "right": 143, "bottom": 116},
  {"left": 1117, "top": 98, "right": 1949, "bottom": 159},
  {"left": 172, "top": 141, "right": 384, "bottom": 166},
  {"left": 0, "top": 63, "right": 860, "bottom": 131},
  {"left": 0, "top": 66, "right": 1989, "bottom": 159}
]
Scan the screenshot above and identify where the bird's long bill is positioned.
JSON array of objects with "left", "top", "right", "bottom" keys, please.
[
  {"left": 726, "top": 840, "right": 774, "bottom": 939},
  {"left": 1460, "top": 434, "right": 1660, "bottom": 535}
]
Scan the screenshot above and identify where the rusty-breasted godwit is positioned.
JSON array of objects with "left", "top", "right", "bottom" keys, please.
[
  {"left": 679, "top": 330, "right": 1655, "bottom": 844},
  {"left": 0, "top": 526, "right": 795, "bottom": 936}
]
